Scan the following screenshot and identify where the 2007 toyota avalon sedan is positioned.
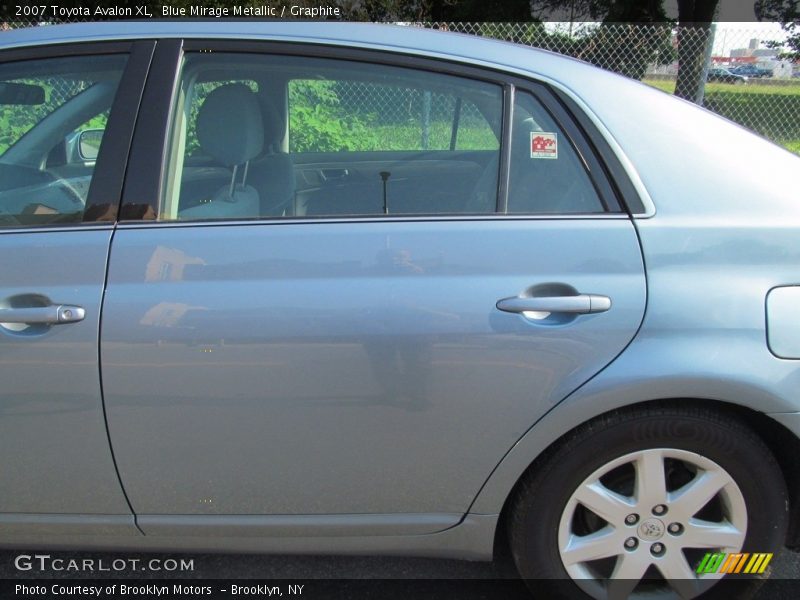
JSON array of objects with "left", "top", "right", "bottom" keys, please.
[{"left": 0, "top": 21, "right": 798, "bottom": 600}]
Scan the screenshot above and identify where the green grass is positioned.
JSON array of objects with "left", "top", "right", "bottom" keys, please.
[
  {"left": 644, "top": 79, "right": 800, "bottom": 96},
  {"left": 644, "top": 79, "right": 675, "bottom": 94},
  {"left": 784, "top": 140, "right": 800, "bottom": 154},
  {"left": 369, "top": 121, "right": 498, "bottom": 152}
]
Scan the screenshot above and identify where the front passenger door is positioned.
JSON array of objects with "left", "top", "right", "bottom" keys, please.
[{"left": 0, "top": 43, "right": 150, "bottom": 536}]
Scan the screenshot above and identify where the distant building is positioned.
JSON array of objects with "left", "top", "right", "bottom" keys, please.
[
  {"left": 730, "top": 39, "right": 777, "bottom": 60},
  {"left": 753, "top": 48, "right": 778, "bottom": 58}
]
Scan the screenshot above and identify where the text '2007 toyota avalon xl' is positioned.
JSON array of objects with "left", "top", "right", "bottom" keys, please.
[{"left": 0, "top": 22, "right": 799, "bottom": 600}]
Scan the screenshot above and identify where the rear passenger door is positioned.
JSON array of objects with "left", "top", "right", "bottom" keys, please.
[{"left": 100, "top": 42, "right": 646, "bottom": 535}]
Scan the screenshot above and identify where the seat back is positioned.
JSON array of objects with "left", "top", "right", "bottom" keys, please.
[
  {"left": 248, "top": 94, "right": 295, "bottom": 216},
  {"left": 179, "top": 84, "right": 264, "bottom": 220}
]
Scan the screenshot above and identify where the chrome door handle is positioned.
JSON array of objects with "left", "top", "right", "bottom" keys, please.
[
  {"left": 496, "top": 295, "right": 611, "bottom": 315},
  {"left": 0, "top": 305, "right": 86, "bottom": 324}
]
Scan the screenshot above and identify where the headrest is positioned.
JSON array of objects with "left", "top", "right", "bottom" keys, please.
[{"left": 197, "top": 84, "right": 264, "bottom": 167}]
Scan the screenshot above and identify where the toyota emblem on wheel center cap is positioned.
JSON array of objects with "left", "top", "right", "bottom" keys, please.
[{"left": 637, "top": 519, "right": 665, "bottom": 541}]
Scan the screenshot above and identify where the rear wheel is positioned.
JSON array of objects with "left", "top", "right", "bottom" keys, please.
[{"left": 508, "top": 404, "right": 788, "bottom": 599}]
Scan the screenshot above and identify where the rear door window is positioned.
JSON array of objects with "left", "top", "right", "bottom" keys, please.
[
  {"left": 288, "top": 79, "right": 499, "bottom": 153},
  {"left": 287, "top": 66, "right": 502, "bottom": 217},
  {"left": 160, "top": 53, "right": 503, "bottom": 221}
]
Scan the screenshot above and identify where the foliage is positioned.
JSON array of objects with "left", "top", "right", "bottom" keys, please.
[
  {"left": 287, "top": 79, "right": 498, "bottom": 152},
  {"left": 579, "top": 23, "right": 676, "bottom": 79},
  {"left": 478, "top": 22, "right": 675, "bottom": 81},
  {"left": 289, "top": 80, "right": 382, "bottom": 152},
  {"left": 0, "top": 73, "right": 110, "bottom": 155},
  {"left": 370, "top": 120, "right": 497, "bottom": 150},
  {"left": 756, "top": 1, "right": 800, "bottom": 59},
  {"left": 431, "top": 0, "right": 533, "bottom": 21},
  {"left": 0, "top": 102, "right": 45, "bottom": 154},
  {"left": 479, "top": 22, "right": 582, "bottom": 51},
  {"left": 0, "top": 80, "right": 83, "bottom": 154},
  {"left": 441, "top": 0, "right": 669, "bottom": 22}
]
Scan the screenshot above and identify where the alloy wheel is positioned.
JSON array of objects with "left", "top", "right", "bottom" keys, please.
[{"left": 557, "top": 448, "right": 747, "bottom": 600}]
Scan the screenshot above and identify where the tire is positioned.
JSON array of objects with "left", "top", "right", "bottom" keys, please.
[{"left": 507, "top": 403, "right": 788, "bottom": 600}]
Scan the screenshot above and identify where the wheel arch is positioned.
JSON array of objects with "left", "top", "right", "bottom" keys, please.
[{"left": 473, "top": 396, "right": 800, "bottom": 557}]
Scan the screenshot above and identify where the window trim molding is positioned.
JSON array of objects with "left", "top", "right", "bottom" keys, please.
[
  {"left": 496, "top": 84, "right": 514, "bottom": 214},
  {"left": 120, "top": 38, "right": 183, "bottom": 221},
  {"left": 550, "top": 88, "right": 648, "bottom": 216},
  {"left": 84, "top": 40, "right": 155, "bottom": 222},
  {"left": 0, "top": 41, "right": 136, "bottom": 63},
  {"left": 120, "top": 38, "right": 638, "bottom": 224},
  {"left": 0, "top": 40, "right": 153, "bottom": 231},
  {"left": 115, "top": 213, "right": 630, "bottom": 232}
]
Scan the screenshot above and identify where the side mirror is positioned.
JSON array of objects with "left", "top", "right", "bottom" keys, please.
[{"left": 78, "top": 129, "right": 104, "bottom": 161}]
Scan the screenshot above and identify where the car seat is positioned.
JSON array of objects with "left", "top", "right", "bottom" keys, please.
[
  {"left": 247, "top": 95, "right": 295, "bottom": 216},
  {"left": 179, "top": 83, "right": 263, "bottom": 220}
]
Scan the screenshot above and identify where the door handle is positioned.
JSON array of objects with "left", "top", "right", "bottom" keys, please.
[
  {"left": 496, "top": 295, "right": 611, "bottom": 315},
  {"left": 0, "top": 304, "right": 86, "bottom": 324}
]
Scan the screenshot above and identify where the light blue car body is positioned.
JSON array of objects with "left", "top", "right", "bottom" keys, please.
[{"left": 0, "top": 22, "right": 798, "bottom": 559}]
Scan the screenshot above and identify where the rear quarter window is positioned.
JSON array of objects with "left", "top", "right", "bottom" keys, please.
[{"left": 508, "top": 91, "right": 605, "bottom": 214}]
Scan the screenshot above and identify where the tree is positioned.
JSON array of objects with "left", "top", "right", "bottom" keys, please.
[
  {"left": 672, "top": 1, "right": 720, "bottom": 101},
  {"left": 436, "top": 1, "right": 717, "bottom": 100},
  {"left": 579, "top": 23, "right": 675, "bottom": 80},
  {"left": 431, "top": 0, "right": 534, "bottom": 21},
  {"left": 756, "top": 0, "right": 800, "bottom": 59}
]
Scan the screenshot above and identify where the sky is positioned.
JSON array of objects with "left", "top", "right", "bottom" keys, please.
[
  {"left": 545, "top": 21, "right": 790, "bottom": 58},
  {"left": 712, "top": 22, "right": 789, "bottom": 55}
]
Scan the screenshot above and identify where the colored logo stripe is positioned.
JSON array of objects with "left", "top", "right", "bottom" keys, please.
[{"left": 696, "top": 552, "right": 773, "bottom": 574}]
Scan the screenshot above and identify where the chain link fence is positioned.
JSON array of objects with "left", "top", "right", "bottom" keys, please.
[
  {"left": 1, "top": 20, "right": 798, "bottom": 153},
  {"left": 415, "top": 22, "right": 799, "bottom": 152},
  {"left": 318, "top": 79, "right": 496, "bottom": 145}
]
